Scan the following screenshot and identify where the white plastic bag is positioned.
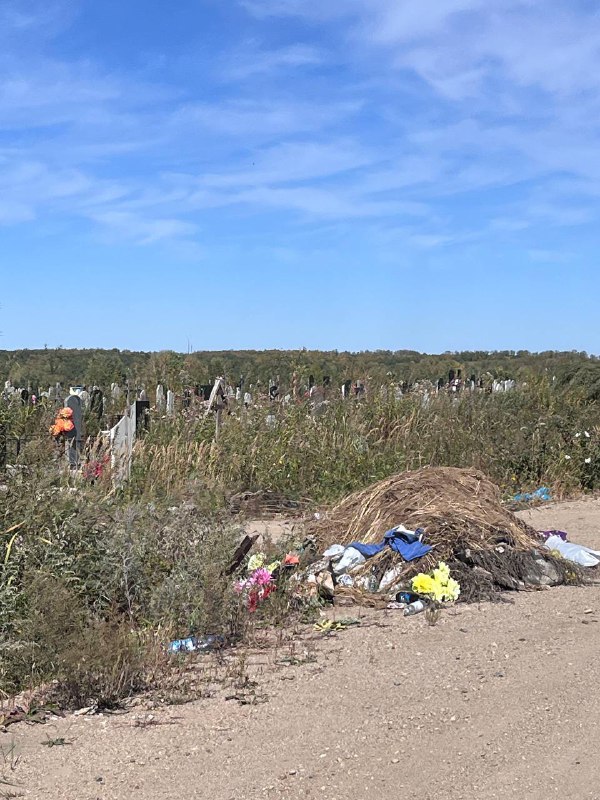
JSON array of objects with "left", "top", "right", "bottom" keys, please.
[
  {"left": 323, "top": 544, "right": 345, "bottom": 560},
  {"left": 379, "top": 564, "right": 406, "bottom": 592},
  {"left": 544, "top": 535, "right": 600, "bottom": 567},
  {"left": 333, "top": 546, "right": 366, "bottom": 575}
]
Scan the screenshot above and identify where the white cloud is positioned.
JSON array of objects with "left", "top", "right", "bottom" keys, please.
[
  {"left": 89, "top": 211, "right": 198, "bottom": 245},
  {"left": 199, "top": 140, "right": 376, "bottom": 187},
  {"left": 171, "top": 97, "right": 362, "bottom": 139},
  {"left": 0, "top": 0, "right": 599, "bottom": 254},
  {"left": 364, "top": 0, "right": 600, "bottom": 102},
  {"left": 242, "top": 0, "right": 600, "bottom": 101},
  {"left": 0, "top": 0, "right": 78, "bottom": 40},
  {"left": 224, "top": 184, "right": 426, "bottom": 219},
  {"left": 365, "top": 0, "right": 492, "bottom": 42},
  {"left": 224, "top": 43, "right": 324, "bottom": 79}
]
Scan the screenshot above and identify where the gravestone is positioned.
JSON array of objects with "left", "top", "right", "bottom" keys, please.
[
  {"left": 166, "top": 390, "right": 175, "bottom": 416},
  {"left": 90, "top": 388, "right": 104, "bottom": 419},
  {"left": 156, "top": 384, "right": 165, "bottom": 410},
  {"left": 65, "top": 394, "right": 83, "bottom": 469}
]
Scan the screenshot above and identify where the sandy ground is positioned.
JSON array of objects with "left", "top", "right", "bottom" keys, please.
[{"left": 6, "top": 499, "right": 600, "bottom": 800}]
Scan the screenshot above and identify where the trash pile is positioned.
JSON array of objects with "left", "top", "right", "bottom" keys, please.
[
  {"left": 168, "top": 468, "right": 598, "bottom": 651},
  {"left": 304, "top": 467, "right": 588, "bottom": 606}
]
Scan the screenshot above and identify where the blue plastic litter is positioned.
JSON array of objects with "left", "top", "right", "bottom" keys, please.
[{"left": 513, "top": 487, "right": 552, "bottom": 503}]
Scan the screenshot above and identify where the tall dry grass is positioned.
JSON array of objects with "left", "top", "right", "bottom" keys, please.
[
  {"left": 130, "top": 379, "right": 600, "bottom": 504},
  {"left": 2, "top": 376, "right": 600, "bottom": 703}
]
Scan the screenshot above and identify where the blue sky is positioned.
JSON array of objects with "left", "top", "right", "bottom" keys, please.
[{"left": 1, "top": 0, "right": 600, "bottom": 353}]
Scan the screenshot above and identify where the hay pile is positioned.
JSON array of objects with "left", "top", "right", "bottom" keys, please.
[{"left": 308, "top": 467, "right": 580, "bottom": 601}]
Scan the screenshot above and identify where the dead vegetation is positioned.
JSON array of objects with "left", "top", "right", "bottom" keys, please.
[
  {"left": 310, "top": 466, "right": 539, "bottom": 552},
  {"left": 309, "top": 466, "right": 584, "bottom": 601}
]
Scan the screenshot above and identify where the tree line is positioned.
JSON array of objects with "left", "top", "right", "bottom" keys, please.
[{"left": 1, "top": 347, "right": 599, "bottom": 397}]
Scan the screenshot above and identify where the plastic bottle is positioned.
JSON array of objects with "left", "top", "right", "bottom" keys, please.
[
  {"left": 366, "top": 567, "right": 379, "bottom": 593},
  {"left": 396, "top": 591, "right": 419, "bottom": 604},
  {"left": 168, "top": 636, "right": 198, "bottom": 653},
  {"left": 196, "top": 634, "right": 225, "bottom": 653},
  {"left": 168, "top": 634, "right": 225, "bottom": 654},
  {"left": 403, "top": 600, "right": 427, "bottom": 616}
]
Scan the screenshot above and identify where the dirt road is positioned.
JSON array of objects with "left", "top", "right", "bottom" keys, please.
[{"left": 7, "top": 500, "right": 600, "bottom": 800}]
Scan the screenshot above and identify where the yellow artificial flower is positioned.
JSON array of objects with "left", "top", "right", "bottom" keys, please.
[
  {"left": 248, "top": 553, "right": 266, "bottom": 572},
  {"left": 411, "top": 573, "right": 436, "bottom": 595},
  {"left": 432, "top": 561, "right": 450, "bottom": 583},
  {"left": 411, "top": 562, "right": 461, "bottom": 602},
  {"left": 445, "top": 577, "right": 461, "bottom": 601}
]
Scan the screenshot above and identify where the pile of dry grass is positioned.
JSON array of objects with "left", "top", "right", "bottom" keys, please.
[
  {"left": 311, "top": 467, "right": 539, "bottom": 552},
  {"left": 308, "top": 467, "right": 581, "bottom": 601}
]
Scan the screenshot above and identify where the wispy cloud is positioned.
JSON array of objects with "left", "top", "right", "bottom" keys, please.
[
  {"left": 0, "top": 0, "right": 78, "bottom": 39},
  {"left": 0, "top": 0, "right": 599, "bottom": 256},
  {"left": 201, "top": 140, "right": 376, "bottom": 187},
  {"left": 239, "top": 0, "right": 353, "bottom": 22},
  {"left": 240, "top": 0, "right": 600, "bottom": 103},
  {"left": 224, "top": 43, "right": 324, "bottom": 80},
  {"left": 170, "top": 96, "right": 361, "bottom": 140},
  {"left": 89, "top": 210, "right": 198, "bottom": 245}
]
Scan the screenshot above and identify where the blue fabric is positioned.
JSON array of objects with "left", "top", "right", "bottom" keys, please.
[
  {"left": 350, "top": 541, "right": 386, "bottom": 557},
  {"left": 349, "top": 526, "right": 432, "bottom": 562},
  {"left": 387, "top": 537, "right": 431, "bottom": 561}
]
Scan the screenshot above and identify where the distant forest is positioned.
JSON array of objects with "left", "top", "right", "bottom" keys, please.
[{"left": 2, "top": 348, "right": 600, "bottom": 396}]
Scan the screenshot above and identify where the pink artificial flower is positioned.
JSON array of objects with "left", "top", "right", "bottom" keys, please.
[{"left": 250, "top": 567, "right": 273, "bottom": 587}]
